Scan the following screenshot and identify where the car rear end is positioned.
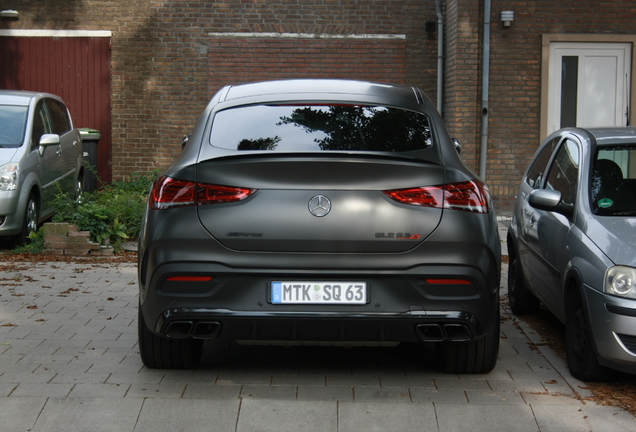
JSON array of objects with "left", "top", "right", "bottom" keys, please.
[{"left": 138, "top": 80, "right": 501, "bottom": 372}]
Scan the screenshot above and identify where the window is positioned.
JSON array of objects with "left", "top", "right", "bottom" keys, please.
[
  {"left": 525, "top": 137, "right": 559, "bottom": 189},
  {"left": 46, "top": 99, "right": 71, "bottom": 135},
  {"left": 210, "top": 105, "right": 433, "bottom": 153},
  {"left": 0, "top": 105, "right": 28, "bottom": 146},
  {"left": 591, "top": 145, "right": 636, "bottom": 215},
  {"left": 31, "top": 101, "right": 52, "bottom": 149},
  {"left": 545, "top": 138, "right": 579, "bottom": 205}
]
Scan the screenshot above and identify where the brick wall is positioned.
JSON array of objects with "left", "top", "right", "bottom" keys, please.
[{"left": 206, "top": 36, "right": 408, "bottom": 95}]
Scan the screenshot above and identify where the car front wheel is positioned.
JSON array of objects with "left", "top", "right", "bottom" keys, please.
[
  {"left": 565, "top": 289, "right": 614, "bottom": 382},
  {"left": 15, "top": 193, "right": 39, "bottom": 246}
]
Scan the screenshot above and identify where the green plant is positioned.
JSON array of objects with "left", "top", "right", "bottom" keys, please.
[
  {"left": 11, "top": 228, "right": 45, "bottom": 254},
  {"left": 50, "top": 170, "right": 159, "bottom": 253}
]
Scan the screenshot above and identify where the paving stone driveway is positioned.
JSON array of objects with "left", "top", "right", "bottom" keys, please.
[{"left": 0, "top": 259, "right": 634, "bottom": 432}]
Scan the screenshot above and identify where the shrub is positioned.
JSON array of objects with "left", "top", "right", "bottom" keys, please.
[{"left": 50, "top": 170, "right": 159, "bottom": 249}]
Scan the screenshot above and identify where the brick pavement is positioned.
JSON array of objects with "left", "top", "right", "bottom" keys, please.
[{"left": 0, "top": 227, "right": 635, "bottom": 431}]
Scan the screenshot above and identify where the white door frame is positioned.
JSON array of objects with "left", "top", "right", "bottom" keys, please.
[{"left": 541, "top": 34, "right": 636, "bottom": 140}]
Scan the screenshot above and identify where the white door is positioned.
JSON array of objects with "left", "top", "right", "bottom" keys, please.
[{"left": 548, "top": 42, "right": 631, "bottom": 134}]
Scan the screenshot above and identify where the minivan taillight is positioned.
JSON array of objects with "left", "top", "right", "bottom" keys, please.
[
  {"left": 384, "top": 180, "right": 491, "bottom": 214},
  {"left": 149, "top": 176, "right": 256, "bottom": 210}
]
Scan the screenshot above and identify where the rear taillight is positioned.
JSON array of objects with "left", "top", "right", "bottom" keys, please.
[
  {"left": 149, "top": 176, "right": 256, "bottom": 210},
  {"left": 384, "top": 180, "right": 490, "bottom": 214}
]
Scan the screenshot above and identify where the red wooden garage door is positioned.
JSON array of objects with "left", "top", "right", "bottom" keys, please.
[{"left": 0, "top": 32, "right": 112, "bottom": 183}]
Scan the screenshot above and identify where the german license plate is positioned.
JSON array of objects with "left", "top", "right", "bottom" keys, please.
[{"left": 271, "top": 282, "right": 367, "bottom": 305}]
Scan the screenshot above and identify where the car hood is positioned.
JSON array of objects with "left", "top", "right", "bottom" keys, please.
[
  {"left": 0, "top": 147, "right": 18, "bottom": 164},
  {"left": 586, "top": 216, "right": 636, "bottom": 266}
]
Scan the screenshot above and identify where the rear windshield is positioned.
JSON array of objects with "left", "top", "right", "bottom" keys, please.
[
  {"left": 209, "top": 105, "right": 433, "bottom": 152},
  {"left": 591, "top": 145, "right": 636, "bottom": 216},
  {"left": 0, "top": 105, "right": 28, "bottom": 147}
]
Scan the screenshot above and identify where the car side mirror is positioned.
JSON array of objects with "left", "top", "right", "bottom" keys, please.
[
  {"left": 38, "top": 133, "right": 60, "bottom": 156},
  {"left": 528, "top": 189, "right": 574, "bottom": 219},
  {"left": 452, "top": 138, "right": 462, "bottom": 155},
  {"left": 181, "top": 133, "right": 191, "bottom": 150}
]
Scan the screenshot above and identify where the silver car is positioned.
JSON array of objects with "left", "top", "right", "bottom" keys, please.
[
  {"left": 508, "top": 127, "right": 636, "bottom": 381},
  {"left": 138, "top": 79, "right": 501, "bottom": 373},
  {"left": 0, "top": 91, "right": 84, "bottom": 244}
]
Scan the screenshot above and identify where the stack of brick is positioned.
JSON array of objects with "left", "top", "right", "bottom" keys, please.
[{"left": 43, "top": 223, "right": 114, "bottom": 257}]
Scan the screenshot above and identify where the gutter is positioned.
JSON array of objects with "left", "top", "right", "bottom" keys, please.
[
  {"left": 479, "top": 0, "right": 491, "bottom": 180},
  {"left": 434, "top": 0, "right": 444, "bottom": 115}
]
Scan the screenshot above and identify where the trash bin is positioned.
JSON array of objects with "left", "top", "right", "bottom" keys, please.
[{"left": 78, "top": 128, "right": 101, "bottom": 192}]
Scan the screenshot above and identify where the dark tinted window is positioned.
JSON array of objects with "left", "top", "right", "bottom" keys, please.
[
  {"left": 210, "top": 105, "right": 433, "bottom": 152},
  {"left": 46, "top": 99, "right": 71, "bottom": 135},
  {"left": 525, "top": 137, "right": 559, "bottom": 189},
  {"left": 0, "top": 105, "right": 28, "bottom": 146}
]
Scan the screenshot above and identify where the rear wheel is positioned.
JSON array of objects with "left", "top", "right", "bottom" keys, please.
[
  {"left": 508, "top": 256, "right": 540, "bottom": 315},
  {"left": 138, "top": 307, "right": 204, "bottom": 369},
  {"left": 435, "top": 308, "right": 500, "bottom": 374},
  {"left": 565, "top": 289, "right": 614, "bottom": 382}
]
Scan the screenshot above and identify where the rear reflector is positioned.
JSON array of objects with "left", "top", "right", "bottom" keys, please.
[
  {"left": 149, "top": 176, "right": 256, "bottom": 210},
  {"left": 384, "top": 180, "right": 491, "bottom": 214},
  {"left": 424, "top": 279, "right": 471, "bottom": 285},
  {"left": 167, "top": 276, "right": 214, "bottom": 282}
]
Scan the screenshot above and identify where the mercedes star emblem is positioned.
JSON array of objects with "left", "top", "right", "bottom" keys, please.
[{"left": 308, "top": 195, "right": 331, "bottom": 217}]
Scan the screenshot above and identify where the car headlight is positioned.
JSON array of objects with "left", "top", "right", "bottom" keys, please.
[
  {"left": 0, "top": 162, "right": 19, "bottom": 191},
  {"left": 605, "top": 266, "right": 636, "bottom": 299}
]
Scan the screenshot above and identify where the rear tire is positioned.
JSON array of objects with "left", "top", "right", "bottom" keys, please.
[
  {"left": 565, "top": 290, "right": 614, "bottom": 382},
  {"left": 435, "top": 308, "right": 500, "bottom": 374},
  {"left": 508, "top": 256, "right": 540, "bottom": 315},
  {"left": 138, "top": 307, "right": 203, "bottom": 369}
]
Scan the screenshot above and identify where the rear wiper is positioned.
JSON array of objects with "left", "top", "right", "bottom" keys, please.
[{"left": 614, "top": 211, "right": 636, "bottom": 216}]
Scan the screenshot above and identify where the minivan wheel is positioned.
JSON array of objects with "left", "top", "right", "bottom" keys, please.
[
  {"left": 15, "top": 193, "right": 39, "bottom": 246},
  {"left": 435, "top": 307, "right": 500, "bottom": 374},
  {"left": 565, "top": 291, "right": 614, "bottom": 382},
  {"left": 508, "top": 257, "right": 540, "bottom": 315},
  {"left": 138, "top": 307, "right": 204, "bottom": 369},
  {"left": 75, "top": 175, "right": 84, "bottom": 202}
]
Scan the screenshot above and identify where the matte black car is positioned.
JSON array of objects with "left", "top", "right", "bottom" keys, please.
[
  {"left": 137, "top": 79, "right": 501, "bottom": 373},
  {"left": 508, "top": 127, "right": 636, "bottom": 381}
]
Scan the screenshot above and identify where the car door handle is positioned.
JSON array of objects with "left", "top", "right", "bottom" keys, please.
[{"left": 73, "top": 140, "right": 79, "bottom": 147}]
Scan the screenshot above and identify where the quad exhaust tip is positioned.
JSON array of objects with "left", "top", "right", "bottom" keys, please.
[
  {"left": 416, "top": 323, "right": 472, "bottom": 342},
  {"left": 164, "top": 321, "right": 221, "bottom": 339}
]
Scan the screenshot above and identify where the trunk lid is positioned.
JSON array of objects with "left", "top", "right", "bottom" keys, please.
[{"left": 196, "top": 156, "right": 445, "bottom": 253}]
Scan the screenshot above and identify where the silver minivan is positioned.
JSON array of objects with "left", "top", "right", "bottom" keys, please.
[{"left": 0, "top": 90, "right": 84, "bottom": 244}]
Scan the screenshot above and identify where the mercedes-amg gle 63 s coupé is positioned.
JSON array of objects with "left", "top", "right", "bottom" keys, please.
[{"left": 137, "top": 79, "right": 501, "bottom": 373}]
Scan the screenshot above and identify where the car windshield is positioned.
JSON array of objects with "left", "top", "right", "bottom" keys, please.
[
  {"left": 209, "top": 105, "right": 433, "bottom": 152},
  {"left": 0, "top": 105, "right": 28, "bottom": 147},
  {"left": 591, "top": 145, "right": 636, "bottom": 216}
]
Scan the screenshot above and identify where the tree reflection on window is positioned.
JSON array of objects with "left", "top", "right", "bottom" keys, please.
[
  {"left": 237, "top": 136, "right": 281, "bottom": 151},
  {"left": 277, "top": 106, "right": 432, "bottom": 152}
]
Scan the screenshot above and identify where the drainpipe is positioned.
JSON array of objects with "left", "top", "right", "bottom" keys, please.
[
  {"left": 435, "top": 0, "right": 444, "bottom": 115},
  {"left": 479, "top": 0, "right": 491, "bottom": 180}
]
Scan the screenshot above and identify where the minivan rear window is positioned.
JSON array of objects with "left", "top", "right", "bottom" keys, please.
[{"left": 209, "top": 105, "right": 433, "bottom": 152}]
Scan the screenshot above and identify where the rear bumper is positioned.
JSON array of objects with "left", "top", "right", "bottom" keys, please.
[{"left": 139, "top": 262, "right": 500, "bottom": 344}]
